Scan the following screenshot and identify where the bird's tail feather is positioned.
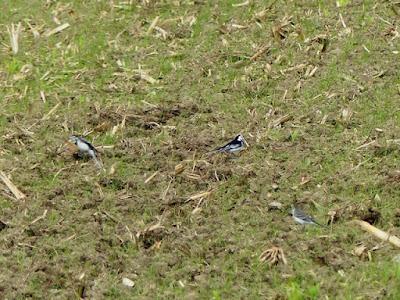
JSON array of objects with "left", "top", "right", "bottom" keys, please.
[
  {"left": 313, "top": 220, "right": 326, "bottom": 227},
  {"left": 206, "top": 147, "right": 225, "bottom": 156},
  {"left": 91, "top": 154, "right": 104, "bottom": 170}
]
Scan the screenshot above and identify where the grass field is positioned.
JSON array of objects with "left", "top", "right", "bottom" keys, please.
[{"left": 2, "top": 0, "right": 400, "bottom": 298}]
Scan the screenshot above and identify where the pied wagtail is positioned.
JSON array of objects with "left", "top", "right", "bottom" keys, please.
[
  {"left": 291, "top": 205, "right": 322, "bottom": 226},
  {"left": 68, "top": 135, "right": 103, "bottom": 169},
  {"left": 211, "top": 134, "right": 248, "bottom": 154}
]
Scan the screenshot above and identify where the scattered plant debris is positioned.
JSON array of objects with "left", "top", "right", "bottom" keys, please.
[{"left": 259, "top": 246, "right": 287, "bottom": 265}]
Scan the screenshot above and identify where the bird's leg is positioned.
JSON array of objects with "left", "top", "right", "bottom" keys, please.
[{"left": 74, "top": 151, "right": 84, "bottom": 159}]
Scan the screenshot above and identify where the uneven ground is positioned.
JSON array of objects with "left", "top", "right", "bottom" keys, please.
[{"left": 1, "top": 0, "right": 400, "bottom": 299}]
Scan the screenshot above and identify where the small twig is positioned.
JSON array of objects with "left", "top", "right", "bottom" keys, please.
[
  {"left": 362, "top": 44, "right": 370, "bottom": 53},
  {"left": 125, "top": 225, "right": 135, "bottom": 242},
  {"left": 95, "top": 182, "right": 104, "bottom": 198},
  {"left": 41, "top": 102, "right": 61, "bottom": 121},
  {"left": 355, "top": 140, "right": 376, "bottom": 150},
  {"left": 147, "top": 16, "right": 160, "bottom": 34},
  {"left": 0, "top": 171, "right": 26, "bottom": 200},
  {"left": 281, "top": 89, "right": 288, "bottom": 101},
  {"left": 353, "top": 220, "right": 400, "bottom": 248},
  {"left": 376, "top": 14, "right": 392, "bottom": 26},
  {"left": 102, "top": 210, "right": 119, "bottom": 223},
  {"left": 232, "top": 0, "right": 249, "bottom": 7},
  {"left": 306, "top": 66, "right": 318, "bottom": 78},
  {"left": 250, "top": 44, "right": 270, "bottom": 61},
  {"left": 137, "top": 71, "right": 157, "bottom": 84},
  {"left": 191, "top": 198, "right": 204, "bottom": 214},
  {"left": 7, "top": 22, "right": 22, "bottom": 55},
  {"left": 154, "top": 26, "right": 168, "bottom": 39},
  {"left": 40, "top": 70, "right": 51, "bottom": 80},
  {"left": 17, "top": 243, "right": 37, "bottom": 249},
  {"left": 30, "top": 209, "right": 48, "bottom": 225},
  {"left": 186, "top": 190, "right": 212, "bottom": 202},
  {"left": 339, "top": 13, "right": 347, "bottom": 28},
  {"left": 269, "top": 114, "right": 293, "bottom": 128},
  {"left": 161, "top": 180, "right": 172, "bottom": 201},
  {"left": 145, "top": 171, "right": 159, "bottom": 184},
  {"left": 96, "top": 145, "right": 115, "bottom": 150},
  {"left": 141, "top": 100, "right": 158, "bottom": 108},
  {"left": 44, "top": 23, "right": 70, "bottom": 37},
  {"left": 348, "top": 158, "right": 372, "bottom": 172},
  {"left": 40, "top": 91, "right": 46, "bottom": 103},
  {"left": 52, "top": 167, "right": 72, "bottom": 182},
  {"left": 25, "top": 21, "right": 40, "bottom": 39},
  {"left": 62, "top": 234, "right": 77, "bottom": 242}
]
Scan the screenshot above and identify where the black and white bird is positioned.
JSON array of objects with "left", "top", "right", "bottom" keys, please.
[
  {"left": 291, "top": 205, "right": 322, "bottom": 226},
  {"left": 69, "top": 135, "right": 102, "bottom": 169},
  {"left": 211, "top": 134, "right": 247, "bottom": 154}
]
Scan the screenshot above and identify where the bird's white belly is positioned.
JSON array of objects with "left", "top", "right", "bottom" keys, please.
[
  {"left": 77, "top": 141, "right": 90, "bottom": 152},
  {"left": 293, "top": 216, "right": 308, "bottom": 225},
  {"left": 230, "top": 146, "right": 242, "bottom": 152}
]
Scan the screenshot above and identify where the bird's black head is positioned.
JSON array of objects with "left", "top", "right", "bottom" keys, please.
[{"left": 236, "top": 134, "right": 244, "bottom": 142}]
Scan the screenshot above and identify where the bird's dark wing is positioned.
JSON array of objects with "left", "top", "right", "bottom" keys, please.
[
  {"left": 214, "top": 142, "right": 231, "bottom": 152},
  {"left": 302, "top": 214, "right": 322, "bottom": 226},
  {"left": 228, "top": 140, "right": 243, "bottom": 149},
  {"left": 216, "top": 139, "right": 242, "bottom": 152},
  {"left": 294, "top": 208, "right": 316, "bottom": 223},
  {"left": 79, "top": 136, "right": 97, "bottom": 152}
]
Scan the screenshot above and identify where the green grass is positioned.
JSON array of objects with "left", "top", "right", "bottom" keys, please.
[{"left": 2, "top": 0, "right": 400, "bottom": 298}]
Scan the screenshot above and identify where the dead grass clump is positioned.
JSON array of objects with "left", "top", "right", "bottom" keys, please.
[
  {"left": 259, "top": 246, "right": 287, "bottom": 265},
  {"left": 272, "top": 15, "right": 295, "bottom": 41},
  {"left": 136, "top": 222, "right": 166, "bottom": 250}
]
